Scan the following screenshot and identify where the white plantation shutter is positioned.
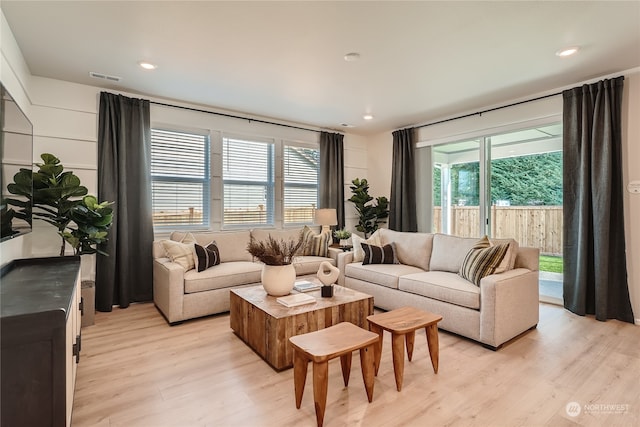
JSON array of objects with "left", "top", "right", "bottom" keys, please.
[
  {"left": 223, "top": 136, "right": 275, "bottom": 226},
  {"left": 284, "top": 145, "right": 319, "bottom": 224},
  {"left": 151, "top": 129, "right": 209, "bottom": 228}
]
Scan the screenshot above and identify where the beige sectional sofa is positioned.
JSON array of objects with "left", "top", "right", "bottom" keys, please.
[
  {"left": 337, "top": 229, "right": 540, "bottom": 349},
  {"left": 153, "top": 227, "right": 339, "bottom": 324}
]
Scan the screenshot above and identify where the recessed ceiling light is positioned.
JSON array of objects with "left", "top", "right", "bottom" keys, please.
[
  {"left": 344, "top": 52, "right": 361, "bottom": 62},
  {"left": 363, "top": 114, "right": 374, "bottom": 120},
  {"left": 556, "top": 47, "right": 579, "bottom": 57},
  {"left": 139, "top": 61, "right": 157, "bottom": 70}
]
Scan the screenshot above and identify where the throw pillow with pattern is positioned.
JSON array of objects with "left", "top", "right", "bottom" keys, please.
[
  {"left": 361, "top": 242, "right": 399, "bottom": 265},
  {"left": 459, "top": 236, "right": 509, "bottom": 286},
  {"left": 301, "top": 225, "right": 331, "bottom": 257},
  {"left": 194, "top": 241, "right": 220, "bottom": 272}
]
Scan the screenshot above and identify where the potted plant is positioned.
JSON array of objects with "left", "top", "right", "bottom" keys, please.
[
  {"left": 7, "top": 153, "right": 114, "bottom": 256},
  {"left": 247, "top": 233, "right": 305, "bottom": 296},
  {"left": 333, "top": 228, "right": 352, "bottom": 247},
  {"left": 348, "top": 178, "right": 389, "bottom": 237}
]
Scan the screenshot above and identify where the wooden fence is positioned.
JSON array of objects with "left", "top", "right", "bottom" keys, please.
[{"left": 433, "top": 206, "right": 563, "bottom": 256}]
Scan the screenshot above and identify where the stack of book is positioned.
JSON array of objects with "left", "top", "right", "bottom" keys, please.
[
  {"left": 276, "top": 293, "right": 316, "bottom": 307},
  {"left": 293, "top": 280, "right": 321, "bottom": 292}
]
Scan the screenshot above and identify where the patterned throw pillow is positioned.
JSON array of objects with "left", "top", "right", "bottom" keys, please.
[
  {"left": 194, "top": 241, "right": 220, "bottom": 272},
  {"left": 459, "top": 236, "right": 509, "bottom": 286},
  {"left": 301, "top": 225, "right": 331, "bottom": 257},
  {"left": 361, "top": 242, "right": 399, "bottom": 265}
]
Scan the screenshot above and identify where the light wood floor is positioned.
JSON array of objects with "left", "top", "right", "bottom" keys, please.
[{"left": 72, "top": 302, "right": 639, "bottom": 427}]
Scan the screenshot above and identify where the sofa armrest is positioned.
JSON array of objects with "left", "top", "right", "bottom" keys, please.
[
  {"left": 337, "top": 251, "right": 354, "bottom": 286},
  {"left": 153, "top": 257, "right": 186, "bottom": 324},
  {"left": 479, "top": 268, "right": 539, "bottom": 347},
  {"left": 327, "top": 247, "right": 342, "bottom": 262}
]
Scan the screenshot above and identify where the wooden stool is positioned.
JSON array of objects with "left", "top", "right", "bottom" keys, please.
[
  {"left": 367, "top": 307, "right": 443, "bottom": 391},
  {"left": 289, "top": 322, "right": 379, "bottom": 427}
]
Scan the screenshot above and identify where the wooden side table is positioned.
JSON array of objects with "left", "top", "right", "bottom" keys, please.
[
  {"left": 289, "top": 322, "right": 379, "bottom": 427},
  {"left": 366, "top": 306, "right": 443, "bottom": 391}
]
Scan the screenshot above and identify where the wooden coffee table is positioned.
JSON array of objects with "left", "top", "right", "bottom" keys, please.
[{"left": 230, "top": 284, "right": 374, "bottom": 371}]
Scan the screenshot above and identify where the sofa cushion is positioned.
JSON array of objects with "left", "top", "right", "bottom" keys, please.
[
  {"left": 352, "top": 230, "right": 381, "bottom": 262},
  {"left": 378, "top": 229, "right": 433, "bottom": 271},
  {"left": 184, "top": 261, "right": 262, "bottom": 293},
  {"left": 301, "top": 225, "right": 331, "bottom": 257},
  {"left": 490, "top": 237, "right": 519, "bottom": 273},
  {"left": 362, "top": 242, "right": 398, "bottom": 265},
  {"left": 429, "top": 233, "right": 479, "bottom": 273},
  {"left": 172, "top": 231, "right": 252, "bottom": 263},
  {"left": 459, "top": 241, "right": 509, "bottom": 286},
  {"left": 293, "top": 255, "right": 336, "bottom": 276},
  {"left": 399, "top": 271, "right": 481, "bottom": 310},
  {"left": 194, "top": 242, "right": 220, "bottom": 272},
  {"left": 345, "top": 262, "right": 424, "bottom": 289}
]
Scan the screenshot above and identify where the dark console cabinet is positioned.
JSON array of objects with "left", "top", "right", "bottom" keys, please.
[{"left": 1, "top": 256, "right": 83, "bottom": 427}]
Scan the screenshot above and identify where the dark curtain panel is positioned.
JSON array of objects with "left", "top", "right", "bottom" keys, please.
[
  {"left": 562, "top": 76, "right": 634, "bottom": 323},
  {"left": 389, "top": 127, "right": 417, "bottom": 231},
  {"left": 319, "top": 131, "right": 345, "bottom": 230},
  {"left": 96, "top": 92, "right": 154, "bottom": 311}
]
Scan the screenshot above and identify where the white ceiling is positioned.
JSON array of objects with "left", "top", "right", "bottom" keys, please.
[{"left": 2, "top": 1, "right": 639, "bottom": 135}]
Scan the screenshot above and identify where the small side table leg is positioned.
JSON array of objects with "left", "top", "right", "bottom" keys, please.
[
  {"left": 425, "top": 325, "right": 440, "bottom": 374},
  {"left": 369, "top": 323, "right": 384, "bottom": 376},
  {"left": 293, "top": 350, "right": 308, "bottom": 409},
  {"left": 391, "top": 332, "right": 405, "bottom": 391},
  {"left": 405, "top": 330, "right": 416, "bottom": 361},
  {"left": 340, "top": 352, "right": 352, "bottom": 386},
  {"left": 313, "top": 361, "right": 329, "bottom": 427},
  {"left": 359, "top": 344, "right": 376, "bottom": 402}
]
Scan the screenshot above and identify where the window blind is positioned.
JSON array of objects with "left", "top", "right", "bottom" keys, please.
[
  {"left": 151, "top": 129, "right": 209, "bottom": 228},
  {"left": 223, "top": 136, "right": 275, "bottom": 226},
  {"left": 284, "top": 145, "right": 319, "bottom": 224}
]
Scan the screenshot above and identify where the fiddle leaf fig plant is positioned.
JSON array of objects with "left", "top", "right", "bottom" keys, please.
[
  {"left": 348, "top": 178, "right": 389, "bottom": 238},
  {"left": 6, "top": 153, "right": 114, "bottom": 256}
]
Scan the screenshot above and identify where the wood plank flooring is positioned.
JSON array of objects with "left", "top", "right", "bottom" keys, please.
[{"left": 72, "top": 302, "right": 640, "bottom": 427}]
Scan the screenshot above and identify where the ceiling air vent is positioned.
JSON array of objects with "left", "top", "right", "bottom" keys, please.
[{"left": 89, "top": 71, "right": 122, "bottom": 82}]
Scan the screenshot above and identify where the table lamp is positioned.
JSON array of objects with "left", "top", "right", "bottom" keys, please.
[{"left": 314, "top": 208, "right": 337, "bottom": 234}]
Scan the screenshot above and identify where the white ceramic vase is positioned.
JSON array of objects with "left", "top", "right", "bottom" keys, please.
[{"left": 261, "top": 264, "right": 296, "bottom": 296}]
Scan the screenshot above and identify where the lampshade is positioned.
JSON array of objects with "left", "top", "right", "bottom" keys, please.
[{"left": 314, "top": 208, "right": 338, "bottom": 226}]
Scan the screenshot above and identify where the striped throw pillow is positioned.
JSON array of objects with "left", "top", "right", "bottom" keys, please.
[
  {"left": 361, "top": 242, "right": 398, "bottom": 265},
  {"left": 302, "top": 225, "right": 331, "bottom": 257},
  {"left": 459, "top": 237, "right": 509, "bottom": 286},
  {"left": 194, "top": 241, "right": 220, "bottom": 272}
]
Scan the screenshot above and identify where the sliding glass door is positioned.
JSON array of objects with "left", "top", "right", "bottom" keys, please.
[{"left": 432, "top": 122, "right": 563, "bottom": 303}]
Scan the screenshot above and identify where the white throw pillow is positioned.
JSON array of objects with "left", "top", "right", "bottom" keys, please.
[
  {"left": 352, "top": 230, "right": 382, "bottom": 263},
  {"left": 162, "top": 232, "right": 197, "bottom": 271}
]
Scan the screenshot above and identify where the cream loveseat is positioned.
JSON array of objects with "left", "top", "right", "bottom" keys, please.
[
  {"left": 337, "top": 229, "right": 539, "bottom": 349},
  {"left": 153, "top": 227, "right": 338, "bottom": 324}
]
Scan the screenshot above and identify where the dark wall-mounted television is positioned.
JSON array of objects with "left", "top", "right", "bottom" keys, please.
[{"left": 1, "top": 82, "right": 33, "bottom": 241}]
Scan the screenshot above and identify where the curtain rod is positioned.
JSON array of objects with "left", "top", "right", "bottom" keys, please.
[
  {"left": 150, "top": 100, "right": 337, "bottom": 134},
  {"left": 413, "top": 91, "right": 562, "bottom": 130}
]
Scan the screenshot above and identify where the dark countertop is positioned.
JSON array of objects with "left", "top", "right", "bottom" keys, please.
[{"left": 1, "top": 256, "right": 81, "bottom": 320}]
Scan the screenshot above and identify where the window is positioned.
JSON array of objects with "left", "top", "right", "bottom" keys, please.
[
  {"left": 223, "top": 135, "right": 275, "bottom": 226},
  {"left": 150, "top": 129, "right": 209, "bottom": 229},
  {"left": 283, "top": 144, "right": 319, "bottom": 224}
]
